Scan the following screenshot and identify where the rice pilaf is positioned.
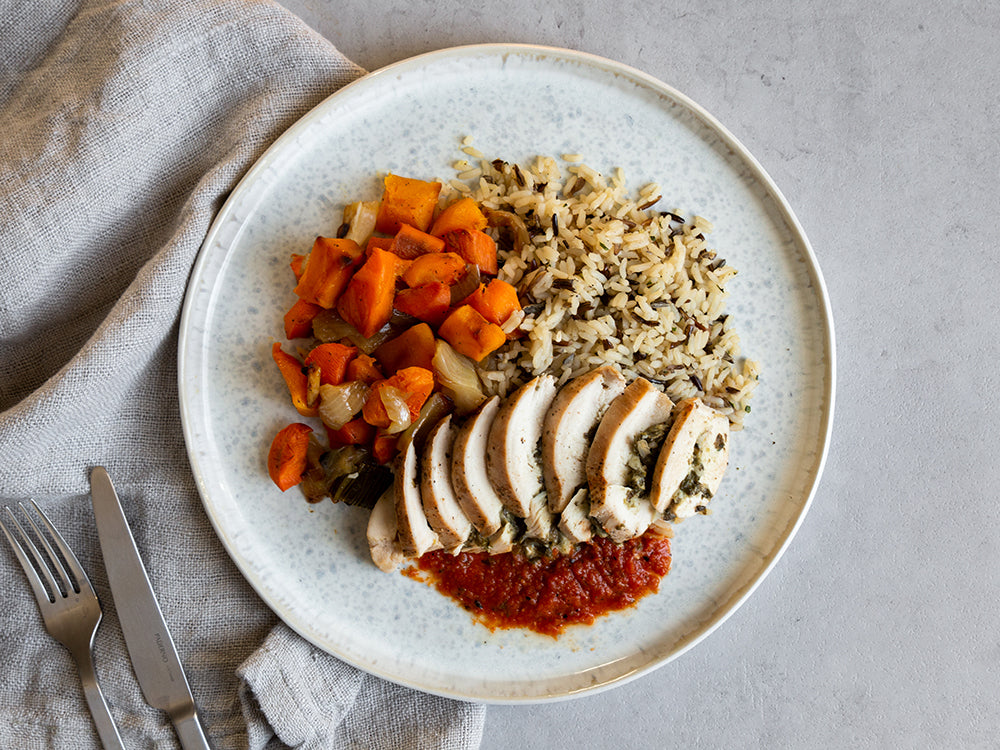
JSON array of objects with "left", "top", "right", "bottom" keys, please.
[{"left": 442, "top": 145, "right": 759, "bottom": 429}]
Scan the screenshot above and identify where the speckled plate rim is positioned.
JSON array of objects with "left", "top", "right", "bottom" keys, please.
[{"left": 178, "top": 43, "right": 836, "bottom": 703}]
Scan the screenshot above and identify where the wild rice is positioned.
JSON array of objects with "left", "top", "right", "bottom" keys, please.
[{"left": 440, "top": 141, "right": 760, "bottom": 429}]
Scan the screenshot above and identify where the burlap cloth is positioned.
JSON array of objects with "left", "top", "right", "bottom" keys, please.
[{"left": 0, "top": 1, "right": 486, "bottom": 747}]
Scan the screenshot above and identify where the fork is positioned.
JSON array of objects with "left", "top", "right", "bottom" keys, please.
[{"left": 1, "top": 501, "right": 125, "bottom": 750}]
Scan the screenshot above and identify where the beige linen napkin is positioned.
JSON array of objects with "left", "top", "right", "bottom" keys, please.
[{"left": 0, "top": 0, "right": 485, "bottom": 747}]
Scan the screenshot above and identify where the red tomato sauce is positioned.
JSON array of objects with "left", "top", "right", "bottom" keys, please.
[{"left": 415, "top": 533, "right": 672, "bottom": 637}]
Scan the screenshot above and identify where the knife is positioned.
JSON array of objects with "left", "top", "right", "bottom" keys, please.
[{"left": 89, "top": 466, "right": 212, "bottom": 750}]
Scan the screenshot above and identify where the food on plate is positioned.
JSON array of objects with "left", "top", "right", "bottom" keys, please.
[
  {"left": 264, "top": 145, "right": 759, "bottom": 634},
  {"left": 449, "top": 396, "right": 507, "bottom": 536},
  {"left": 541, "top": 364, "right": 626, "bottom": 513},
  {"left": 587, "top": 377, "right": 676, "bottom": 543},
  {"left": 486, "top": 374, "right": 558, "bottom": 541}
]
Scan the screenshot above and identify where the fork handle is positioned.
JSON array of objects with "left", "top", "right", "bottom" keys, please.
[{"left": 76, "top": 652, "right": 126, "bottom": 750}]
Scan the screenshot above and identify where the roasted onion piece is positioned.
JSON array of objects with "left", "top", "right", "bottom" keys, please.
[
  {"left": 379, "top": 385, "right": 412, "bottom": 434},
  {"left": 317, "top": 381, "right": 369, "bottom": 430},
  {"left": 485, "top": 208, "right": 531, "bottom": 254},
  {"left": 431, "top": 339, "right": 485, "bottom": 415}
]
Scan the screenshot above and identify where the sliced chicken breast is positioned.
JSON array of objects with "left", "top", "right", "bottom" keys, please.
[
  {"left": 652, "top": 403, "right": 730, "bottom": 520},
  {"left": 484, "top": 515, "right": 519, "bottom": 555},
  {"left": 393, "top": 434, "right": 442, "bottom": 558},
  {"left": 557, "top": 487, "right": 594, "bottom": 544},
  {"left": 541, "top": 365, "right": 626, "bottom": 513},
  {"left": 451, "top": 396, "right": 505, "bottom": 536},
  {"left": 420, "top": 415, "right": 473, "bottom": 553},
  {"left": 586, "top": 378, "right": 674, "bottom": 542},
  {"left": 486, "top": 374, "right": 558, "bottom": 540},
  {"left": 367, "top": 487, "right": 405, "bottom": 572},
  {"left": 649, "top": 398, "right": 714, "bottom": 512}
]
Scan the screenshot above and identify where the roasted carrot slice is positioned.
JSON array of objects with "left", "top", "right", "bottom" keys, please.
[
  {"left": 283, "top": 298, "right": 323, "bottom": 339},
  {"left": 272, "top": 343, "right": 317, "bottom": 417},
  {"left": 390, "top": 223, "right": 446, "bottom": 259},
  {"left": 375, "top": 174, "right": 442, "bottom": 234},
  {"left": 290, "top": 253, "right": 307, "bottom": 281},
  {"left": 372, "top": 430, "right": 400, "bottom": 464},
  {"left": 438, "top": 305, "right": 507, "bottom": 362},
  {"left": 362, "top": 367, "right": 435, "bottom": 428},
  {"left": 401, "top": 251, "right": 467, "bottom": 288},
  {"left": 393, "top": 282, "right": 452, "bottom": 327},
  {"left": 267, "top": 423, "right": 313, "bottom": 491},
  {"left": 336, "top": 247, "right": 397, "bottom": 338},
  {"left": 430, "top": 197, "right": 488, "bottom": 238},
  {"left": 391, "top": 366, "right": 436, "bottom": 416},
  {"left": 303, "top": 342, "right": 357, "bottom": 386},
  {"left": 346, "top": 353, "right": 384, "bottom": 384},
  {"left": 465, "top": 278, "right": 521, "bottom": 327},
  {"left": 326, "top": 417, "right": 375, "bottom": 448},
  {"left": 293, "top": 237, "right": 364, "bottom": 308},
  {"left": 374, "top": 323, "right": 436, "bottom": 374},
  {"left": 366, "top": 236, "right": 394, "bottom": 254},
  {"left": 444, "top": 229, "right": 498, "bottom": 276}
]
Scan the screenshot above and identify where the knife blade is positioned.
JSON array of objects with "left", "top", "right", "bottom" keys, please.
[{"left": 89, "top": 466, "right": 212, "bottom": 750}]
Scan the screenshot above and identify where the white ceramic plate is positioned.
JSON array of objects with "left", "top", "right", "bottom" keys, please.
[{"left": 178, "top": 44, "right": 834, "bottom": 703}]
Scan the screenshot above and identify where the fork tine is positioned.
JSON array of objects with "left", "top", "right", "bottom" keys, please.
[
  {"left": 0, "top": 507, "right": 58, "bottom": 608},
  {"left": 23, "top": 500, "right": 87, "bottom": 596}
]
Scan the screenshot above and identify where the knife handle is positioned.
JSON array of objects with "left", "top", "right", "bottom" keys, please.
[
  {"left": 173, "top": 711, "right": 212, "bottom": 750},
  {"left": 172, "top": 707, "right": 212, "bottom": 750}
]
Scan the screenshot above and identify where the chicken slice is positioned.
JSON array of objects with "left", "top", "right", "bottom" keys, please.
[
  {"left": 420, "top": 415, "right": 473, "bottom": 553},
  {"left": 486, "top": 374, "right": 558, "bottom": 540},
  {"left": 393, "top": 433, "right": 442, "bottom": 558},
  {"left": 651, "top": 400, "right": 730, "bottom": 519},
  {"left": 557, "top": 487, "right": 594, "bottom": 544},
  {"left": 450, "top": 396, "right": 505, "bottom": 536},
  {"left": 485, "top": 517, "right": 518, "bottom": 554},
  {"left": 367, "top": 487, "right": 405, "bottom": 572},
  {"left": 541, "top": 365, "right": 626, "bottom": 513},
  {"left": 586, "top": 378, "right": 674, "bottom": 542}
]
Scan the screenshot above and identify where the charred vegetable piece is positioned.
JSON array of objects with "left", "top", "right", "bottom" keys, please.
[
  {"left": 293, "top": 237, "right": 364, "bottom": 308},
  {"left": 393, "top": 282, "right": 452, "bottom": 327},
  {"left": 375, "top": 174, "right": 442, "bottom": 234},
  {"left": 374, "top": 322, "right": 437, "bottom": 374},
  {"left": 372, "top": 430, "right": 400, "bottom": 464},
  {"left": 267, "top": 423, "right": 313, "bottom": 491},
  {"left": 303, "top": 342, "right": 357, "bottom": 386},
  {"left": 431, "top": 338, "right": 485, "bottom": 415},
  {"left": 362, "top": 367, "right": 436, "bottom": 429},
  {"left": 271, "top": 343, "right": 317, "bottom": 417},
  {"left": 443, "top": 229, "right": 498, "bottom": 276},
  {"left": 365, "top": 236, "right": 394, "bottom": 254},
  {"left": 448, "top": 263, "right": 481, "bottom": 307},
  {"left": 401, "top": 251, "right": 467, "bottom": 288},
  {"left": 316, "top": 446, "right": 394, "bottom": 508},
  {"left": 336, "top": 247, "right": 397, "bottom": 338},
  {"left": 484, "top": 207, "right": 531, "bottom": 253},
  {"left": 346, "top": 353, "right": 384, "bottom": 384},
  {"left": 390, "top": 223, "right": 446, "bottom": 259},
  {"left": 438, "top": 305, "right": 507, "bottom": 362},
  {"left": 325, "top": 416, "right": 375, "bottom": 448},
  {"left": 283, "top": 298, "right": 322, "bottom": 339}
]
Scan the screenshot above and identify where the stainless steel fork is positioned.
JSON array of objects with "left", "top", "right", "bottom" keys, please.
[{"left": 1, "top": 501, "right": 125, "bottom": 750}]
